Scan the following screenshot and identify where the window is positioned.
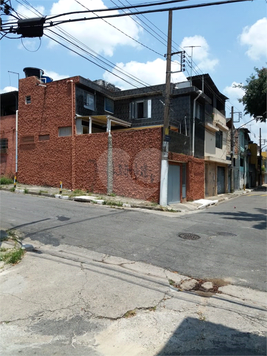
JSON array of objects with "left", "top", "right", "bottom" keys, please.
[
  {"left": 0, "top": 138, "right": 8, "bottom": 153},
  {"left": 84, "top": 92, "right": 95, "bottom": 110},
  {"left": 39, "top": 134, "right": 50, "bottom": 141},
  {"left": 25, "top": 96, "right": 31, "bottom": 104},
  {"left": 58, "top": 127, "right": 72, "bottom": 137},
  {"left": 21, "top": 136, "right": 34, "bottom": 143},
  {"left": 216, "top": 130, "right": 223, "bottom": 149},
  {"left": 104, "top": 98, "right": 114, "bottom": 114},
  {"left": 130, "top": 99, "right": 151, "bottom": 119}
]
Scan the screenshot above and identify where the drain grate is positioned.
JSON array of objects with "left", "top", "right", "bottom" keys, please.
[
  {"left": 179, "top": 233, "right": 200, "bottom": 240},
  {"left": 217, "top": 232, "right": 237, "bottom": 237}
]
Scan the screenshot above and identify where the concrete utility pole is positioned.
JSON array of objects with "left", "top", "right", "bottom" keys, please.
[
  {"left": 160, "top": 10, "right": 172, "bottom": 206},
  {"left": 230, "top": 106, "right": 234, "bottom": 193},
  {"left": 259, "top": 128, "right": 262, "bottom": 186}
]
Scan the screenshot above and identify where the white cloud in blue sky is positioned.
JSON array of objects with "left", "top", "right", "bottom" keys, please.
[
  {"left": 47, "top": 0, "right": 142, "bottom": 56},
  {"left": 181, "top": 35, "right": 219, "bottom": 72},
  {"left": 239, "top": 17, "right": 267, "bottom": 61}
]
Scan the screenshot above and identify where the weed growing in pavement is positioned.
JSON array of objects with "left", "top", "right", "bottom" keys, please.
[
  {"left": 108, "top": 192, "right": 116, "bottom": 197},
  {"left": 0, "top": 248, "right": 25, "bottom": 265},
  {"left": 168, "top": 279, "right": 176, "bottom": 286},
  {"left": 24, "top": 188, "right": 29, "bottom": 194},
  {"left": 123, "top": 310, "right": 136, "bottom": 318},
  {"left": 38, "top": 190, "right": 48, "bottom": 195},
  {"left": 103, "top": 200, "right": 123, "bottom": 207},
  {"left": 9, "top": 187, "right": 15, "bottom": 192},
  {"left": 7, "top": 230, "right": 17, "bottom": 240}
]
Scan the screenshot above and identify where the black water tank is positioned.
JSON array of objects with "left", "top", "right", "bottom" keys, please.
[{"left": 23, "top": 67, "right": 44, "bottom": 79}]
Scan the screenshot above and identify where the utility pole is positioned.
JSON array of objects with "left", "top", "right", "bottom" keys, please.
[
  {"left": 160, "top": 10, "right": 172, "bottom": 206},
  {"left": 259, "top": 128, "right": 262, "bottom": 186},
  {"left": 230, "top": 106, "right": 234, "bottom": 193}
]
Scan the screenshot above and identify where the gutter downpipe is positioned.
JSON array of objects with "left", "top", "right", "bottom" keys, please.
[
  {"left": 67, "top": 80, "right": 75, "bottom": 190},
  {"left": 192, "top": 90, "right": 202, "bottom": 157}
]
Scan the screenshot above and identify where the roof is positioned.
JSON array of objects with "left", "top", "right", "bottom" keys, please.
[{"left": 76, "top": 114, "right": 131, "bottom": 128}]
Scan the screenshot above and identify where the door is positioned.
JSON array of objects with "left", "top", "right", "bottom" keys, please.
[
  {"left": 168, "top": 164, "right": 180, "bottom": 204},
  {"left": 217, "top": 166, "right": 225, "bottom": 194}
]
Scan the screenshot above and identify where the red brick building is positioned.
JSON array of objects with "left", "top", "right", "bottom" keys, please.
[
  {"left": 0, "top": 91, "right": 17, "bottom": 177},
  {"left": 1, "top": 69, "right": 206, "bottom": 203}
]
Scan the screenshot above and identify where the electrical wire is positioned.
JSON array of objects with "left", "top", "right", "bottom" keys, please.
[
  {"left": 46, "top": 0, "right": 251, "bottom": 27},
  {"left": 47, "top": 0, "right": 189, "bottom": 21}
]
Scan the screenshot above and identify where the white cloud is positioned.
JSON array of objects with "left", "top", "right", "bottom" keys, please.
[
  {"left": 103, "top": 58, "right": 187, "bottom": 89},
  {"left": 47, "top": 0, "right": 142, "bottom": 57},
  {"left": 223, "top": 82, "right": 267, "bottom": 141},
  {"left": 43, "top": 70, "right": 69, "bottom": 81},
  {"left": 180, "top": 35, "right": 219, "bottom": 72},
  {"left": 239, "top": 18, "right": 267, "bottom": 60},
  {"left": 16, "top": 3, "right": 45, "bottom": 17},
  {"left": 223, "top": 82, "right": 245, "bottom": 102},
  {"left": 0, "top": 86, "right": 18, "bottom": 93}
]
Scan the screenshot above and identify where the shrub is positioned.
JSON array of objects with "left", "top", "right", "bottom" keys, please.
[{"left": 0, "top": 176, "right": 13, "bottom": 185}]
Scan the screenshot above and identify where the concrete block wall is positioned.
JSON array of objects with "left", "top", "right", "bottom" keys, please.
[{"left": 0, "top": 114, "right": 16, "bottom": 177}]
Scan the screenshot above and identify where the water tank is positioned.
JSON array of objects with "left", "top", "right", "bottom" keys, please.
[
  {"left": 23, "top": 67, "right": 44, "bottom": 79},
  {"left": 41, "top": 76, "right": 53, "bottom": 83}
]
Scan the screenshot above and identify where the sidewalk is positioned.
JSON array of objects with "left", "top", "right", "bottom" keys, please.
[
  {"left": 0, "top": 182, "right": 254, "bottom": 214},
  {"left": 0, "top": 238, "right": 266, "bottom": 355}
]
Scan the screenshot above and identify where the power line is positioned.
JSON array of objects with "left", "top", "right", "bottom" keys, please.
[
  {"left": 47, "top": 0, "right": 188, "bottom": 21},
  {"left": 46, "top": 0, "right": 251, "bottom": 28}
]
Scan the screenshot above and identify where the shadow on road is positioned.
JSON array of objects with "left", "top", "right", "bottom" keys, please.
[
  {"left": 156, "top": 317, "right": 266, "bottom": 355},
  {"left": 208, "top": 208, "right": 266, "bottom": 230}
]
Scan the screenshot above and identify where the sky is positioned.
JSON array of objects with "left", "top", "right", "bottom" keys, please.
[{"left": 0, "top": 0, "right": 266, "bottom": 147}]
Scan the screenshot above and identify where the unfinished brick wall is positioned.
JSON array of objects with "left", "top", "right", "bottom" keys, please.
[
  {"left": 0, "top": 114, "right": 16, "bottom": 177},
  {"left": 169, "top": 152, "right": 205, "bottom": 201},
  {"left": 74, "top": 128, "right": 162, "bottom": 202},
  {"left": 112, "top": 128, "right": 162, "bottom": 202},
  {"left": 17, "top": 76, "right": 78, "bottom": 188}
]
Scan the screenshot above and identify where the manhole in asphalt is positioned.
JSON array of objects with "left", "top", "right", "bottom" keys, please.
[
  {"left": 178, "top": 233, "right": 200, "bottom": 240},
  {"left": 217, "top": 232, "right": 237, "bottom": 237}
]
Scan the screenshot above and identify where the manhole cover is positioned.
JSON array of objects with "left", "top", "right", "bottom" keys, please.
[
  {"left": 179, "top": 233, "right": 200, "bottom": 240},
  {"left": 217, "top": 232, "right": 237, "bottom": 237}
]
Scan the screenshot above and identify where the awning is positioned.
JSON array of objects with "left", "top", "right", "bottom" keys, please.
[
  {"left": 205, "top": 156, "right": 231, "bottom": 165},
  {"left": 215, "top": 121, "right": 229, "bottom": 131},
  {"left": 205, "top": 123, "right": 219, "bottom": 132},
  {"left": 76, "top": 114, "right": 131, "bottom": 128}
]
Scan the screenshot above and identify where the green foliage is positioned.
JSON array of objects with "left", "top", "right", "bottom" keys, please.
[
  {"left": 0, "top": 248, "right": 25, "bottom": 265},
  {"left": 0, "top": 176, "right": 13, "bottom": 185},
  {"left": 238, "top": 67, "right": 267, "bottom": 122}
]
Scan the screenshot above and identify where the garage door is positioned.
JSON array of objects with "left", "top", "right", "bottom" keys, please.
[
  {"left": 168, "top": 165, "right": 180, "bottom": 204},
  {"left": 217, "top": 166, "right": 225, "bottom": 194}
]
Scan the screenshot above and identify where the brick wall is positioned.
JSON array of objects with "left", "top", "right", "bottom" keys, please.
[
  {"left": 169, "top": 152, "right": 204, "bottom": 201},
  {"left": 0, "top": 114, "right": 16, "bottom": 177},
  {"left": 112, "top": 128, "right": 162, "bottom": 202},
  {"left": 17, "top": 76, "right": 78, "bottom": 187}
]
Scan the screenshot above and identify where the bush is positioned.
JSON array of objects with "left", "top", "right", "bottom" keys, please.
[{"left": 0, "top": 176, "right": 14, "bottom": 185}]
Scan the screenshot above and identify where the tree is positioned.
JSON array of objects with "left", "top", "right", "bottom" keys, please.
[{"left": 239, "top": 67, "right": 267, "bottom": 122}]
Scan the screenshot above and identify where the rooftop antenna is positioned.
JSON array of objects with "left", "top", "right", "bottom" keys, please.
[{"left": 183, "top": 45, "right": 201, "bottom": 86}]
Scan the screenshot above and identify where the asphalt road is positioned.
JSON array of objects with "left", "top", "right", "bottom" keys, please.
[{"left": 1, "top": 190, "right": 266, "bottom": 291}]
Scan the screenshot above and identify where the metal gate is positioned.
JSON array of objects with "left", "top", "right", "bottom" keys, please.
[
  {"left": 217, "top": 166, "right": 225, "bottom": 194},
  {"left": 168, "top": 164, "right": 180, "bottom": 204}
]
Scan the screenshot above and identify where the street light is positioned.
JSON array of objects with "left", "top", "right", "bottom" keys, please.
[{"left": 192, "top": 90, "right": 202, "bottom": 157}]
